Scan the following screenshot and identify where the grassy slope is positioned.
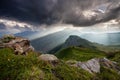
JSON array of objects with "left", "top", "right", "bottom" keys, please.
[
  {"left": 55, "top": 47, "right": 105, "bottom": 61},
  {"left": 0, "top": 48, "right": 93, "bottom": 80},
  {"left": 55, "top": 46, "right": 120, "bottom": 64},
  {"left": 0, "top": 48, "right": 120, "bottom": 80},
  {"left": 108, "top": 51, "right": 120, "bottom": 63},
  {"left": 93, "top": 43, "right": 120, "bottom": 53},
  {"left": 55, "top": 47, "right": 120, "bottom": 80}
]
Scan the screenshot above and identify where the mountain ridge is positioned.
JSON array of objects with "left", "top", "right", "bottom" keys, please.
[{"left": 50, "top": 35, "right": 120, "bottom": 54}]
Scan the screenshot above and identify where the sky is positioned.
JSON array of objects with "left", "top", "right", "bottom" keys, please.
[{"left": 0, "top": 0, "right": 120, "bottom": 34}]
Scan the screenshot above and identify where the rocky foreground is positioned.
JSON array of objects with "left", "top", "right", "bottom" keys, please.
[
  {"left": 66, "top": 58, "right": 120, "bottom": 74},
  {"left": 0, "top": 35, "right": 34, "bottom": 55},
  {"left": 0, "top": 35, "right": 120, "bottom": 80}
]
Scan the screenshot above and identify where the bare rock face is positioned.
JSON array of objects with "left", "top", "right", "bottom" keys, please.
[
  {"left": 0, "top": 35, "right": 34, "bottom": 55},
  {"left": 67, "top": 58, "right": 120, "bottom": 74},
  {"left": 76, "top": 58, "right": 100, "bottom": 73},
  {"left": 99, "top": 58, "right": 120, "bottom": 71}
]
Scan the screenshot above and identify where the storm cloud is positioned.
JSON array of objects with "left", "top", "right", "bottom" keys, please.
[
  {"left": 0, "top": 0, "right": 120, "bottom": 26},
  {"left": 0, "top": 23, "right": 6, "bottom": 29}
]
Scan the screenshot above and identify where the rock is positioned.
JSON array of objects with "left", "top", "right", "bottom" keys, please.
[
  {"left": 99, "top": 58, "right": 120, "bottom": 71},
  {"left": 39, "top": 54, "right": 58, "bottom": 62},
  {"left": 67, "top": 58, "right": 120, "bottom": 74},
  {"left": 0, "top": 35, "right": 34, "bottom": 55},
  {"left": 38, "top": 54, "right": 59, "bottom": 66},
  {"left": 118, "top": 71, "right": 120, "bottom": 74},
  {"left": 76, "top": 58, "right": 100, "bottom": 73}
]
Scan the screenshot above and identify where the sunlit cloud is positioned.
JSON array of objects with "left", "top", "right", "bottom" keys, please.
[
  {"left": 0, "top": 18, "right": 32, "bottom": 28},
  {"left": 82, "top": 10, "right": 98, "bottom": 20},
  {"left": 0, "top": 18, "right": 35, "bottom": 34}
]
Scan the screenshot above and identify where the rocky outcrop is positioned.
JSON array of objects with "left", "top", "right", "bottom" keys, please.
[
  {"left": 76, "top": 58, "right": 100, "bottom": 73},
  {"left": 0, "top": 35, "right": 34, "bottom": 55},
  {"left": 67, "top": 58, "right": 120, "bottom": 74},
  {"left": 99, "top": 58, "right": 120, "bottom": 71}
]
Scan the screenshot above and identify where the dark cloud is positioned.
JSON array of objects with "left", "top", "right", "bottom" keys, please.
[
  {"left": 0, "top": 23, "right": 6, "bottom": 29},
  {"left": 0, "top": 0, "right": 119, "bottom": 26}
]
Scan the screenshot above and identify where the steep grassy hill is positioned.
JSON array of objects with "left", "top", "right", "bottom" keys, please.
[
  {"left": 55, "top": 47, "right": 105, "bottom": 61},
  {"left": 49, "top": 35, "right": 120, "bottom": 54}
]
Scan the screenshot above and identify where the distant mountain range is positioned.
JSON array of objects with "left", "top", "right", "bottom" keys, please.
[
  {"left": 50, "top": 35, "right": 120, "bottom": 54},
  {"left": 15, "top": 31, "right": 39, "bottom": 39},
  {"left": 1, "top": 29, "right": 120, "bottom": 53},
  {"left": 49, "top": 35, "right": 97, "bottom": 54},
  {"left": 30, "top": 30, "right": 77, "bottom": 53}
]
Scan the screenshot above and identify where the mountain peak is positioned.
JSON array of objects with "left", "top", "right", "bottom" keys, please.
[{"left": 62, "top": 35, "right": 94, "bottom": 49}]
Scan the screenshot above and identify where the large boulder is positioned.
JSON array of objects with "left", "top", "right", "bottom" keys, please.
[
  {"left": 76, "top": 58, "right": 100, "bottom": 73},
  {"left": 38, "top": 54, "right": 59, "bottom": 66},
  {"left": 39, "top": 54, "right": 58, "bottom": 62},
  {"left": 0, "top": 35, "right": 34, "bottom": 55},
  {"left": 67, "top": 58, "right": 120, "bottom": 74}
]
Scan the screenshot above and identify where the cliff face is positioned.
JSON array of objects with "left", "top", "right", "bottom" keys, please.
[{"left": 0, "top": 35, "right": 34, "bottom": 55}]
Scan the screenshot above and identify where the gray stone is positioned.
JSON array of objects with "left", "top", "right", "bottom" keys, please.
[
  {"left": 39, "top": 54, "right": 58, "bottom": 62},
  {"left": 77, "top": 58, "right": 100, "bottom": 73},
  {"left": 99, "top": 58, "right": 120, "bottom": 71},
  {"left": 67, "top": 58, "right": 120, "bottom": 74}
]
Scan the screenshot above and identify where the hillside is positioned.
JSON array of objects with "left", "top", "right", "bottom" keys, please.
[
  {"left": 50, "top": 35, "right": 120, "bottom": 54},
  {"left": 1, "top": 48, "right": 120, "bottom": 80},
  {"left": 14, "top": 31, "right": 120, "bottom": 53},
  {"left": 0, "top": 35, "right": 120, "bottom": 80},
  {"left": 49, "top": 35, "right": 97, "bottom": 54},
  {"left": 55, "top": 47, "right": 105, "bottom": 61},
  {"left": 62, "top": 35, "right": 96, "bottom": 49},
  {"left": 0, "top": 48, "right": 94, "bottom": 80},
  {"left": 30, "top": 30, "right": 75, "bottom": 53}
]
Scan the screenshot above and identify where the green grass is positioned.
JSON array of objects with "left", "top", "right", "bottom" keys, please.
[
  {"left": 0, "top": 48, "right": 93, "bottom": 80},
  {"left": 54, "top": 62, "right": 93, "bottom": 80},
  {"left": 107, "top": 51, "right": 120, "bottom": 63},
  {"left": 93, "top": 43, "right": 120, "bottom": 53},
  {"left": 96, "top": 67, "right": 120, "bottom": 80},
  {"left": 0, "top": 48, "right": 41, "bottom": 80},
  {"left": 55, "top": 47, "right": 105, "bottom": 61},
  {"left": 0, "top": 48, "right": 120, "bottom": 80}
]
